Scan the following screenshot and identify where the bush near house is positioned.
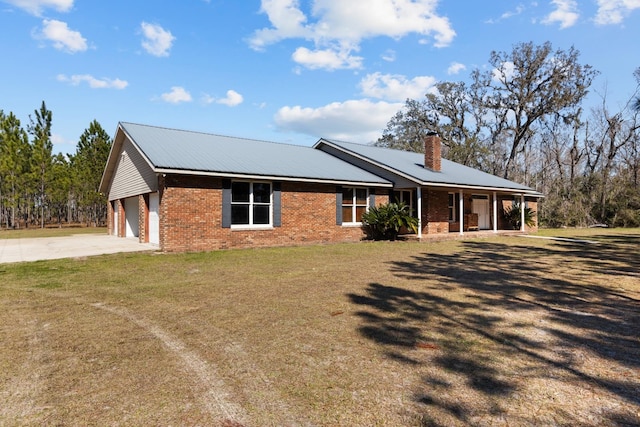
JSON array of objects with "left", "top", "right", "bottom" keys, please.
[
  {"left": 503, "top": 202, "right": 536, "bottom": 229},
  {"left": 361, "top": 202, "right": 418, "bottom": 240}
]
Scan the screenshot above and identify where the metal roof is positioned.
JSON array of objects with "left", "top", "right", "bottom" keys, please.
[
  {"left": 315, "top": 138, "right": 543, "bottom": 196},
  {"left": 114, "top": 122, "right": 391, "bottom": 186}
]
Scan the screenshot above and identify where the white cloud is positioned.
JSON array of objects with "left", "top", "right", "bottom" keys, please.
[
  {"left": 292, "top": 45, "right": 362, "bottom": 70},
  {"left": 4, "top": 0, "right": 73, "bottom": 16},
  {"left": 274, "top": 99, "right": 403, "bottom": 143},
  {"left": 140, "top": 22, "right": 175, "bottom": 57},
  {"left": 594, "top": 0, "right": 640, "bottom": 25},
  {"left": 542, "top": 0, "right": 579, "bottom": 28},
  {"left": 57, "top": 74, "right": 128, "bottom": 89},
  {"left": 447, "top": 61, "right": 466, "bottom": 75},
  {"left": 36, "top": 19, "right": 87, "bottom": 53},
  {"left": 202, "top": 89, "right": 244, "bottom": 106},
  {"left": 217, "top": 90, "right": 244, "bottom": 106},
  {"left": 249, "top": 0, "right": 456, "bottom": 71},
  {"left": 161, "top": 86, "right": 192, "bottom": 104},
  {"left": 249, "top": 0, "right": 311, "bottom": 50},
  {"left": 493, "top": 61, "right": 516, "bottom": 82},
  {"left": 359, "top": 73, "right": 436, "bottom": 102},
  {"left": 381, "top": 49, "right": 396, "bottom": 62},
  {"left": 50, "top": 133, "right": 75, "bottom": 154},
  {"left": 486, "top": 4, "right": 526, "bottom": 23}
]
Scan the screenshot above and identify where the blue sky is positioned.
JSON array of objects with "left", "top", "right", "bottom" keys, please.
[{"left": 1, "top": 0, "right": 639, "bottom": 156}]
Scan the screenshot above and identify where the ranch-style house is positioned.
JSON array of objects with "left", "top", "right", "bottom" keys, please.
[{"left": 99, "top": 122, "right": 543, "bottom": 252}]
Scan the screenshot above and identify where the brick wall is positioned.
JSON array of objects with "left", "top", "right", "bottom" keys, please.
[
  {"left": 423, "top": 189, "right": 449, "bottom": 234},
  {"left": 158, "top": 175, "right": 389, "bottom": 252},
  {"left": 107, "top": 201, "right": 114, "bottom": 235},
  {"left": 139, "top": 194, "right": 149, "bottom": 243},
  {"left": 109, "top": 173, "right": 539, "bottom": 250},
  {"left": 118, "top": 200, "right": 125, "bottom": 237}
]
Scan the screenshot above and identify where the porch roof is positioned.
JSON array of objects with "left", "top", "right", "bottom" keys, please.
[{"left": 314, "top": 139, "right": 543, "bottom": 197}]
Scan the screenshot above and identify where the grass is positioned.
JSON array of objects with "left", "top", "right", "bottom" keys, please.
[
  {"left": 1, "top": 228, "right": 639, "bottom": 426},
  {"left": 0, "top": 225, "right": 106, "bottom": 239}
]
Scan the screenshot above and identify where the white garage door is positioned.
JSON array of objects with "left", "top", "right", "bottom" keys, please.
[
  {"left": 149, "top": 193, "right": 159, "bottom": 245},
  {"left": 113, "top": 204, "right": 119, "bottom": 236},
  {"left": 125, "top": 197, "right": 139, "bottom": 238}
]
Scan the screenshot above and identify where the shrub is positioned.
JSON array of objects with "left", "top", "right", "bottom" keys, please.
[
  {"left": 503, "top": 203, "right": 536, "bottom": 230},
  {"left": 361, "top": 202, "right": 418, "bottom": 241}
]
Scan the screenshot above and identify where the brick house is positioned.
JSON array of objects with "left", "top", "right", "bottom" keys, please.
[
  {"left": 99, "top": 123, "right": 542, "bottom": 252},
  {"left": 314, "top": 133, "right": 542, "bottom": 237}
]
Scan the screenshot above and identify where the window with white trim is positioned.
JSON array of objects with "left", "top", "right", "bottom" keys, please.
[
  {"left": 342, "top": 187, "right": 368, "bottom": 224},
  {"left": 231, "top": 181, "right": 272, "bottom": 227},
  {"left": 448, "top": 192, "right": 457, "bottom": 222},
  {"left": 393, "top": 190, "right": 415, "bottom": 215}
]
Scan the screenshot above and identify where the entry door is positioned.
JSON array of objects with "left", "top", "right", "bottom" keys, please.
[
  {"left": 148, "top": 193, "right": 160, "bottom": 245},
  {"left": 473, "top": 197, "right": 491, "bottom": 230},
  {"left": 124, "top": 197, "right": 139, "bottom": 238}
]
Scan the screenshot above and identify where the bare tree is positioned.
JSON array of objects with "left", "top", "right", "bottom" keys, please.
[{"left": 472, "top": 41, "right": 598, "bottom": 179}]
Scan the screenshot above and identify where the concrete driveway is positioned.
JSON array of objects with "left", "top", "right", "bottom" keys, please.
[{"left": 0, "top": 234, "right": 156, "bottom": 264}]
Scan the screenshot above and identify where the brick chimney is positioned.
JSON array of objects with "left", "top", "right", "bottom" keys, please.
[{"left": 424, "top": 132, "right": 441, "bottom": 172}]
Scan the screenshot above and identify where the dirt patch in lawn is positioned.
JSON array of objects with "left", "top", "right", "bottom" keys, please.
[{"left": 0, "top": 229, "right": 638, "bottom": 426}]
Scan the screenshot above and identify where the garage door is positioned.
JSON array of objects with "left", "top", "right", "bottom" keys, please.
[
  {"left": 125, "top": 197, "right": 139, "bottom": 238},
  {"left": 149, "top": 193, "right": 159, "bottom": 245},
  {"left": 113, "top": 204, "right": 119, "bottom": 236}
]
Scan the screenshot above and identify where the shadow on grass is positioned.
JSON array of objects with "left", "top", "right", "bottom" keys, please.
[{"left": 348, "top": 235, "right": 640, "bottom": 425}]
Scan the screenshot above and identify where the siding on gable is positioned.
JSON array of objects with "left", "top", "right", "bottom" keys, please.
[{"left": 109, "top": 138, "right": 158, "bottom": 201}]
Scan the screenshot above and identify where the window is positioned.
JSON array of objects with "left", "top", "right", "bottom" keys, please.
[
  {"left": 393, "top": 190, "right": 415, "bottom": 214},
  {"left": 342, "top": 187, "right": 368, "bottom": 224},
  {"left": 448, "top": 192, "right": 457, "bottom": 222},
  {"left": 231, "top": 181, "right": 272, "bottom": 226}
]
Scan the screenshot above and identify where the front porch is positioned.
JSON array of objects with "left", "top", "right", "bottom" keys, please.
[{"left": 393, "top": 187, "right": 538, "bottom": 239}]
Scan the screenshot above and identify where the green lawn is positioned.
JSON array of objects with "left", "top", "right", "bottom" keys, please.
[
  {"left": 1, "top": 228, "right": 638, "bottom": 426},
  {"left": 0, "top": 225, "right": 106, "bottom": 239}
]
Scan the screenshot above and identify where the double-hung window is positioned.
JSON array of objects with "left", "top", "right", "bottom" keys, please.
[
  {"left": 393, "top": 190, "right": 415, "bottom": 215},
  {"left": 231, "top": 181, "right": 272, "bottom": 227},
  {"left": 342, "top": 187, "right": 368, "bottom": 224},
  {"left": 448, "top": 192, "right": 457, "bottom": 222}
]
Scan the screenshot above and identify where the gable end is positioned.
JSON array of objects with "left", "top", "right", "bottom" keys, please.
[{"left": 108, "top": 137, "right": 158, "bottom": 201}]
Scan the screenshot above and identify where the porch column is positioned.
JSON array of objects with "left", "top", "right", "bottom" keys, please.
[
  {"left": 520, "top": 194, "right": 525, "bottom": 232},
  {"left": 417, "top": 187, "right": 422, "bottom": 239},
  {"left": 493, "top": 192, "right": 498, "bottom": 233},
  {"left": 459, "top": 189, "right": 464, "bottom": 236}
]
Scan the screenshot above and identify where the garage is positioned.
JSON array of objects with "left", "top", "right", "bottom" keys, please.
[
  {"left": 124, "top": 197, "right": 139, "bottom": 238},
  {"left": 148, "top": 193, "right": 160, "bottom": 245}
]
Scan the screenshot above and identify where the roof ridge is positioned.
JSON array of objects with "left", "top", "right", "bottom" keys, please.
[{"left": 119, "top": 121, "right": 314, "bottom": 149}]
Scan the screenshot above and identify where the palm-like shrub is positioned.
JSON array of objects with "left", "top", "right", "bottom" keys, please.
[
  {"left": 361, "top": 202, "right": 418, "bottom": 240},
  {"left": 503, "top": 202, "right": 536, "bottom": 230}
]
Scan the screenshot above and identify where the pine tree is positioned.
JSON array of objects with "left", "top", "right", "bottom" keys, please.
[
  {"left": 0, "top": 112, "right": 31, "bottom": 228},
  {"left": 72, "top": 120, "right": 112, "bottom": 226},
  {"left": 28, "top": 101, "right": 53, "bottom": 228}
]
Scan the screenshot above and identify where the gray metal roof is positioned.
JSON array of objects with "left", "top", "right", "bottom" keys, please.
[
  {"left": 316, "top": 138, "right": 543, "bottom": 196},
  {"left": 117, "top": 122, "right": 391, "bottom": 186}
]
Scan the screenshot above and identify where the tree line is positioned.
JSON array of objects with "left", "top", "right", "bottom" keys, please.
[
  {"left": 0, "top": 102, "right": 111, "bottom": 229},
  {"left": 2, "top": 42, "right": 639, "bottom": 230},
  {"left": 377, "top": 41, "right": 640, "bottom": 228}
]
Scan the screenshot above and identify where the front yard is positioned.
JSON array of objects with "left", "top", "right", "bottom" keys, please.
[{"left": 1, "top": 229, "right": 638, "bottom": 426}]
